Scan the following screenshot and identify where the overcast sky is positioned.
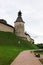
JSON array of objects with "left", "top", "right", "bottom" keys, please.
[{"left": 0, "top": 0, "right": 43, "bottom": 44}]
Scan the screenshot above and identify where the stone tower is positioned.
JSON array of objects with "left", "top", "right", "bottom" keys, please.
[{"left": 14, "top": 11, "right": 26, "bottom": 39}]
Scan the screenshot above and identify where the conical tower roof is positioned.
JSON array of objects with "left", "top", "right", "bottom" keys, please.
[{"left": 15, "top": 11, "right": 24, "bottom": 23}]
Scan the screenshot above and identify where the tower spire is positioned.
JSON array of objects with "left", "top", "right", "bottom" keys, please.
[
  {"left": 18, "top": 11, "right": 22, "bottom": 17},
  {"left": 15, "top": 11, "right": 24, "bottom": 23}
]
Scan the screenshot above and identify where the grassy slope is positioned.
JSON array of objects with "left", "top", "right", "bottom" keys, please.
[
  {"left": 0, "top": 31, "right": 38, "bottom": 49},
  {"left": 0, "top": 46, "right": 22, "bottom": 65},
  {"left": 0, "top": 31, "right": 38, "bottom": 65}
]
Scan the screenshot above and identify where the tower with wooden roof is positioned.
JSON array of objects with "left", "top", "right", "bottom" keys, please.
[{"left": 14, "top": 11, "right": 26, "bottom": 39}]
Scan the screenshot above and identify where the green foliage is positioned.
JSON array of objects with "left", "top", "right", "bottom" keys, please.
[{"left": 36, "top": 44, "right": 43, "bottom": 49}]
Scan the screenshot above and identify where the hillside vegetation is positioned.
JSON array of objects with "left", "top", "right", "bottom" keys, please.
[
  {"left": 0, "top": 31, "right": 38, "bottom": 49},
  {"left": 36, "top": 44, "right": 43, "bottom": 49},
  {"left": 0, "top": 31, "right": 38, "bottom": 65}
]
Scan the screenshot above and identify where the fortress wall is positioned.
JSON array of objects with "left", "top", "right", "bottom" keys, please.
[
  {"left": 26, "top": 35, "right": 31, "bottom": 42},
  {"left": 0, "top": 23, "right": 14, "bottom": 32}
]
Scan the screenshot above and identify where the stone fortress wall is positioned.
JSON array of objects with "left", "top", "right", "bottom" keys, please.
[{"left": 0, "top": 23, "right": 13, "bottom": 32}]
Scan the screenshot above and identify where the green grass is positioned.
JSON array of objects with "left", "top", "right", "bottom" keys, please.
[
  {"left": 0, "top": 31, "right": 38, "bottom": 49},
  {"left": 35, "top": 52, "right": 43, "bottom": 55},
  {"left": 34, "top": 50, "right": 43, "bottom": 55},
  {"left": 39, "top": 59, "right": 43, "bottom": 64},
  {"left": 0, "top": 46, "right": 22, "bottom": 65},
  {"left": 0, "top": 31, "right": 38, "bottom": 65}
]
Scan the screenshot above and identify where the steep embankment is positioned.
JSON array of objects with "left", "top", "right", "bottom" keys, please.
[
  {"left": 0, "top": 31, "right": 38, "bottom": 65},
  {"left": 0, "top": 31, "right": 38, "bottom": 49}
]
